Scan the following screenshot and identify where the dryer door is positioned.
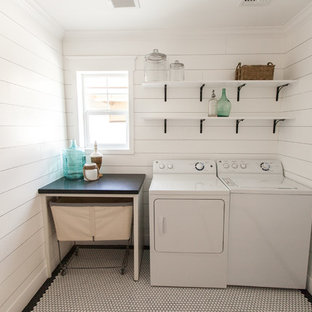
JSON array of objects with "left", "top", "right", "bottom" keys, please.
[{"left": 154, "top": 199, "right": 224, "bottom": 253}]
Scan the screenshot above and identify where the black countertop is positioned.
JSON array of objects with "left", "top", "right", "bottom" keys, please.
[{"left": 38, "top": 174, "right": 145, "bottom": 195}]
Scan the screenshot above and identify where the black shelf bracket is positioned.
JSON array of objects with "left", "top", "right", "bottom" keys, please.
[
  {"left": 200, "top": 119, "right": 205, "bottom": 133},
  {"left": 164, "top": 84, "right": 167, "bottom": 102},
  {"left": 200, "top": 84, "right": 205, "bottom": 102},
  {"left": 237, "top": 83, "right": 246, "bottom": 102},
  {"left": 236, "top": 119, "right": 244, "bottom": 134},
  {"left": 163, "top": 119, "right": 167, "bottom": 133},
  {"left": 276, "top": 84, "right": 289, "bottom": 101},
  {"left": 273, "top": 119, "right": 285, "bottom": 134}
]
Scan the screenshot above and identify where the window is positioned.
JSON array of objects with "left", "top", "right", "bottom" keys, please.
[{"left": 77, "top": 71, "right": 130, "bottom": 151}]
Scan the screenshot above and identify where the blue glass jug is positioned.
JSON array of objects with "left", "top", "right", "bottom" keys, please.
[{"left": 62, "top": 140, "right": 86, "bottom": 179}]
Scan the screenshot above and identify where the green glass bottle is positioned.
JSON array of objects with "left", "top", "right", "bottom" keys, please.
[
  {"left": 217, "top": 88, "right": 231, "bottom": 117},
  {"left": 62, "top": 140, "right": 86, "bottom": 180}
]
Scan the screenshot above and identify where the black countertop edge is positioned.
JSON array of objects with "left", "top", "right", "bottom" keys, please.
[
  {"left": 38, "top": 190, "right": 140, "bottom": 195},
  {"left": 38, "top": 174, "right": 146, "bottom": 195}
]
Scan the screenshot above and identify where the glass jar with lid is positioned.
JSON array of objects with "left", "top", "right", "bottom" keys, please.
[
  {"left": 144, "top": 49, "right": 168, "bottom": 82},
  {"left": 169, "top": 60, "right": 184, "bottom": 81}
]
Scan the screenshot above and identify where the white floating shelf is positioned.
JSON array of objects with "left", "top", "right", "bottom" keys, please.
[
  {"left": 144, "top": 113, "right": 294, "bottom": 121},
  {"left": 143, "top": 114, "right": 294, "bottom": 134},
  {"left": 142, "top": 80, "right": 295, "bottom": 88},
  {"left": 142, "top": 80, "right": 296, "bottom": 102}
]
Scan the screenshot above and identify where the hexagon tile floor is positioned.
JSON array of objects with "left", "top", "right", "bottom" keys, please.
[{"left": 31, "top": 248, "right": 312, "bottom": 312}]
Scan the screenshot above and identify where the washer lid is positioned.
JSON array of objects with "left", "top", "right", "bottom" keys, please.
[
  {"left": 219, "top": 174, "right": 312, "bottom": 194},
  {"left": 150, "top": 174, "right": 229, "bottom": 194}
]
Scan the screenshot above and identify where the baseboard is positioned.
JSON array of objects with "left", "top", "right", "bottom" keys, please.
[
  {"left": 22, "top": 245, "right": 76, "bottom": 312},
  {"left": 5, "top": 266, "right": 47, "bottom": 312}
]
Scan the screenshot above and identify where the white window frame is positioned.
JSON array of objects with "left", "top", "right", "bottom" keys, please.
[
  {"left": 70, "top": 56, "right": 135, "bottom": 155},
  {"left": 78, "top": 71, "right": 130, "bottom": 151}
]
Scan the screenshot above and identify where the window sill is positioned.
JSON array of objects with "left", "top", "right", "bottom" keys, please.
[{"left": 84, "top": 148, "right": 134, "bottom": 155}]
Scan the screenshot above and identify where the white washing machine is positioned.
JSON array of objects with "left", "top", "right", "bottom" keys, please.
[
  {"left": 149, "top": 160, "right": 230, "bottom": 288},
  {"left": 217, "top": 159, "right": 312, "bottom": 289}
]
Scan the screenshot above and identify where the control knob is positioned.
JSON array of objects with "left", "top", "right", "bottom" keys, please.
[
  {"left": 159, "top": 163, "right": 165, "bottom": 169},
  {"left": 232, "top": 163, "right": 238, "bottom": 169},
  {"left": 167, "top": 164, "right": 173, "bottom": 169},
  {"left": 240, "top": 163, "right": 247, "bottom": 169},
  {"left": 223, "top": 163, "right": 230, "bottom": 169},
  {"left": 195, "top": 162, "right": 205, "bottom": 171},
  {"left": 260, "top": 162, "right": 270, "bottom": 171}
]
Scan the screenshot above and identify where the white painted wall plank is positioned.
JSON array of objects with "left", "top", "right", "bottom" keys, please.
[
  {"left": 0, "top": 2, "right": 66, "bottom": 311},
  {"left": 0, "top": 81, "right": 65, "bottom": 112},
  {"left": 0, "top": 229, "right": 44, "bottom": 285},
  {"left": 0, "top": 34, "right": 63, "bottom": 82},
  {"left": 278, "top": 12, "right": 312, "bottom": 292},
  {"left": 0, "top": 104, "right": 66, "bottom": 127},
  {"left": 0, "top": 126, "right": 66, "bottom": 148},
  {"left": 1, "top": 264, "right": 46, "bottom": 312},
  {"left": 0, "top": 58, "right": 63, "bottom": 97},
  {"left": 0, "top": 246, "right": 45, "bottom": 307},
  {"left": 0, "top": 197, "right": 40, "bottom": 239},
  {"left": 0, "top": 6, "right": 62, "bottom": 62},
  {"left": 135, "top": 140, "right": 277, "bottom": 154},
  {"left": 0, "top": 213, "right": 43, "bottom": 262},
  {"left": 135, "top": 126, "right": 277, "bottom": 141},
  {"left": 0, "top": 157, "right": 61, "bottom": 194}
]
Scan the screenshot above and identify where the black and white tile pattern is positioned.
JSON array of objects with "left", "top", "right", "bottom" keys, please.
[{"left": 32, "top": 249, "right": 312, "bottom": 312}]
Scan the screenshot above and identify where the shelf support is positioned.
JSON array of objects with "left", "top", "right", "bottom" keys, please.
[
  {"left": 200, "top": 84, "right": 205, "bottom": 102},
  {"left": 273, "top": 119, "right": 285, "bottom": 134},
  {"left": 164, "top": 84, "right": 167, "bottom": 102},
  {"left": 163, "top": 119, "right": 167, "bottom": 133},
  {"left": 276, "top": 84, "right": 289, "bottom": 101},
  {"left": 200, "top": 119, "right": 205, "bottom": 133},
  {"left": 236, "top": 119, "right": 244, "bottom": 134},
  {"left": 237, "top": 83, "right": 246, "bottom": 102}
]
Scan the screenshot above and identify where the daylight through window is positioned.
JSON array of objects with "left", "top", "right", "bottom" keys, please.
[{"left": 78, "top": 71, "right": 129, "bottom": 150}]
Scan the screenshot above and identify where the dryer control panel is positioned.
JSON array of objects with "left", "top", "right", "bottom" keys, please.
[
  {"left": 217, "top": 159, "right": 283, "bottom": 175},
  {"left": 153, "top": 160, "right": 216, "bottom": 174}
]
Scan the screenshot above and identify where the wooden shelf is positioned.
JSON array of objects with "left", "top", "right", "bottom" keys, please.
[
  {"left": 142, "top": 80, "right": 296, "bottom": 102},
  {"left": 143, "top": 114, "right": 294, "bottom": 134}
]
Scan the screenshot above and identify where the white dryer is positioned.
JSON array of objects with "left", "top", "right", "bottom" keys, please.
[
  {"left": 217, "top": 159, "right": 312, "bottom": 289},
  {"left": 149, "top": 160, "right": 229, "bottom": 288}
]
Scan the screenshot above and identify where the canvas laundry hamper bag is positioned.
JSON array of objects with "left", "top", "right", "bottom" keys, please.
[{"left": 50, "top": 198, "right": 133, "bottom": 242}]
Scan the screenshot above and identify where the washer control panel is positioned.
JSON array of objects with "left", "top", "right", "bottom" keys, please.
[
  {"left": 153, "top": 160, "right": 216, "bottom": 174},
  {"left": 217, "top": 159, "right": 283, "bottom": 174}
]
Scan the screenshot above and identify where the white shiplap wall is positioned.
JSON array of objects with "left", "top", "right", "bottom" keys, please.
[
  {"left": 63, "top": 31, "right": 286, "bottom": 245},
  {"left": 279, "top": 7, "right": 312, "bottom": 293},
  {"left": 0, "top": 1, "right": 67, "bottom": 311}
]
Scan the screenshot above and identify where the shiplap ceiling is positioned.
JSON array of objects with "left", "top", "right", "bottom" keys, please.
[{"left": 31, "top": 0, "right": 312, "bottom": 31}]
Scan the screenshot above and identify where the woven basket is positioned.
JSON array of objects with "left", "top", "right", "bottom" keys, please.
[{"left": 235, "top": 62, "right": 275, "bottom": 80}]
